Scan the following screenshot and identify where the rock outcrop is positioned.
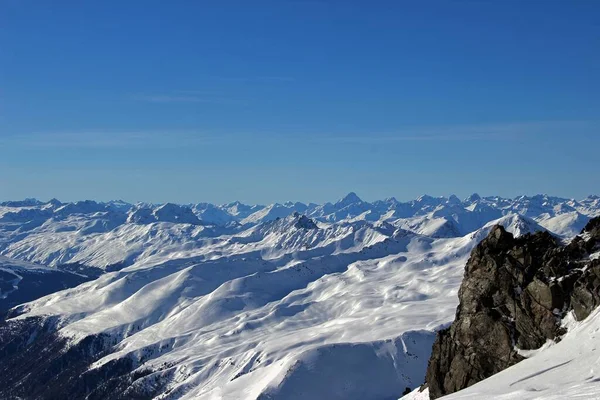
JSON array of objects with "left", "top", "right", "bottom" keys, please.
[
  {"left": 293, "top": 212, "right": 319, "bottom": 230},
  {"left": 425, "top": 216, "right": 600, "bottom": 399}
]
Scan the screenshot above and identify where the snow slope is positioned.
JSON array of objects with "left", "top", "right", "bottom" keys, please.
[{"left": 8, "top": 214, "right": 543, "bottom": 400}]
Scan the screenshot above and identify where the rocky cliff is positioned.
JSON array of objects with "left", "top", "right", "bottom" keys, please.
[{"left": 425, "top": 216, "right": 600, "bottom": 399}]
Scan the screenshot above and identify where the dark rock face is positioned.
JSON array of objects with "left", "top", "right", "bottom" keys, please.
[
  {"left": 426, "top": 216, "right": 600, "bottom": 399},
  {"left": 293, "top": 213, "right": 319, "bottom": 230}
]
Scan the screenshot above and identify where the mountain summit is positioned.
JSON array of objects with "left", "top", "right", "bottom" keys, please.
[{"left": 335, "top": 192, "right": 363, "bottom": 207}]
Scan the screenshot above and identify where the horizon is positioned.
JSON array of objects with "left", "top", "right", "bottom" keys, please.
[
  {"left": 2, "top": 1, "right": 599, "bottom": 203},
  {"left": 3, "top": 191, "right": 599, "bottom": 207}
]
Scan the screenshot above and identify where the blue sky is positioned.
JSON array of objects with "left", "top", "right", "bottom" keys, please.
[{"left": 1, "top": 0, "right": 599, "bottom": 204}]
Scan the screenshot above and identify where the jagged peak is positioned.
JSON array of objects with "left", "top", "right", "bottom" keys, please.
[
  {"left": 582, "top": 216, "right": 600, "bottom": 235},
  {"left": 465, "top": 193, "right": 481, "bottom": 202},
  {"left": 484, "top": 223, "right": 514, "bottom": 249},
  {"left": 416, "top": 194, "right": 435, "bottom": 202},
  {"left": 292, "top": 212, "right": 318, "bottom": 230},
  {"left": 447, "top": 194, "right": 461, "bottom": 205},
  {"left": 335, "top": 192, "right": 362, "bottom": 207}
]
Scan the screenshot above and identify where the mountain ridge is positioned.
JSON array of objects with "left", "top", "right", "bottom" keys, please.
[{"left": 0, "top": 194, "right": 599, "bottom": 399}]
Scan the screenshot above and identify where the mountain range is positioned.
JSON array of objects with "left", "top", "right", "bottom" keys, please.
[{"left": 0, "top": 193, "right": 599, "bottom": 399}]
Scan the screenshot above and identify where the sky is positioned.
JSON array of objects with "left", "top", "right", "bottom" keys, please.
[{"left": 1, "top": 0, "right": 599, "bottom": 204}]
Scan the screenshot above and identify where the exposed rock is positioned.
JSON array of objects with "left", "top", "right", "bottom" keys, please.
[
  {"left": 426, "top": 216, "right": 600, "bottom": 399},
  {"left": 293, "top": 213, "right": 319, "bottom": 230},
  {"left": 571, "top": 262, "right": 600, "bottom": 320}
]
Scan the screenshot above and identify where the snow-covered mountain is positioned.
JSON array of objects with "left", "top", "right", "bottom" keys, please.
[
  {"left": 0, "top": 194, "right": 598, "bottom": 399},
  {"left": 1, "top": 193, "right": 598, "bottom": 271}
]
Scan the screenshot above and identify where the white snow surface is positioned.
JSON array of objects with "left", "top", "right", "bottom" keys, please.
[{"left": 1, "top": 194, "right": 599, "bottom": 399}]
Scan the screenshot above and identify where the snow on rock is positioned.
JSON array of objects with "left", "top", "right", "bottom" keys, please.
[
  {"left": 441, "top": 308, "right": 600, "bottom": 399},
  {"left": 193, "top": 203, "right": 237, "bottom": 225},
  {"left": 221, "top": 201, "right": 265, "bottom": 219},
  {"left": 241, "top": 203, "right": 306, "bottom": 225},
  {"left": 128, "top": 203, "right": 203, "bottom": 225}
]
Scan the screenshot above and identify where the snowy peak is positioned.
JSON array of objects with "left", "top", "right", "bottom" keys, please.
[
  {"left": 127, "top": 203, "right": 203, "bottom": 225},
  {"left": 222, "top": 201, "right": 265, "bottom": 219},
  {"left": 242, "top": 203, "right": 296, "bottom": 225},
  {"left": 2, "top": 193, "right": 599, "bottom": 230},
  {"left": 193, "top": 203, "right": 236, "bottom": 225},
  {"left": 45, "top": 198, "right": 63, "bottom": 208},
  {"left": 54, "top": 200, "right": 108, "bottom": 216},
  {"left": 0, "top": 198, "right": 43, "bottom": 207},
  {"left": 465, "top": 192, "right": 481, "bottom": 203},
  {"left": 447, "top": 194, "right": 461, "bottom": 205},
  {"left": 335, "top": 192, "right": 363, "bottom": 208},
  {"left": 479, "top": 214, "right": 544, "bottom": 239},
  {"left": 105, "top": 200, "right": 132, "bottom": 212}
]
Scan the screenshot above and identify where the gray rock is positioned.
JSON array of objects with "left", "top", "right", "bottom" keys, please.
[{"left": 426, "top": 216, "right": 600, "bottom": 399}]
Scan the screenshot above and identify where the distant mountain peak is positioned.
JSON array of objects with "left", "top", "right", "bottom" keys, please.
[
  {"left": 447, "top": 194, "right": 461, "bottom": 205},
  {"left": 0, "top": 198, "right": 43, "bottom": 207},
  {"left": 416, "top": 194, "right": 435, "bottom": 202},
  {"left": 336, "top": 192, "right": 362, "bottom": 207},
  {"left": 465, "top": 193, "right": 481, "bottom": 202}
]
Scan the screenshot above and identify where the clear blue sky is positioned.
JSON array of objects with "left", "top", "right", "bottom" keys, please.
[{"left": 1, "top": 0, "right": 599, "bottom": 204}]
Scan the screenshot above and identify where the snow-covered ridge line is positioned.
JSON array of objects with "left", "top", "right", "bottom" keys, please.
[
  {"left": 0, "top": 193, "right": 598, "bottom": 270},
  {"left": 2, "top": 193, "right": 599, "bottom": 227}
]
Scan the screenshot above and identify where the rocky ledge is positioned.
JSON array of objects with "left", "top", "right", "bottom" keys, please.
[{"left": 425, "top": 216, "right": 600, "bottom": 399}]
